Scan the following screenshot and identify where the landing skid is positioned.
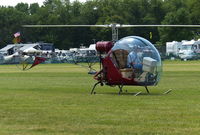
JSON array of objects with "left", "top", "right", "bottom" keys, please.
[
  {"left": 90, "top": 81, "right": 150, "bottom": 96},
  {"left": 91, "top": 81, "right": 103, "bottom": 94},
  {"left": 90, "top": 83, "right": 172, "bottom": 96},
  {"left": 117, "top": 85, "right": 150, "bottom": 95}
]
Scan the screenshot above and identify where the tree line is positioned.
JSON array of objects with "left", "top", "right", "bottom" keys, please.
[{"left": 0, "top": 0, "right": 199, "bottom": 49}]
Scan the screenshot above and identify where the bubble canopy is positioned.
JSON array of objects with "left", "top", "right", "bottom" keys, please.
[{"left": 110, "top": 36, "right": 162, "bottom": 85}]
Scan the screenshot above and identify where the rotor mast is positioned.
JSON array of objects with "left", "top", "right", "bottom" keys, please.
[{"left": 111, "top": 24, "right": 119, "bottom": 43}]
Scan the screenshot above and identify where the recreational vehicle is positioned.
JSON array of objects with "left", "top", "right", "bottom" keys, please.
[
  {"left": 179, "top": 40, "right": 200, "bottom": 60},
  {"left": 166, "top": 39, "right": 200, "bottom": 60}
]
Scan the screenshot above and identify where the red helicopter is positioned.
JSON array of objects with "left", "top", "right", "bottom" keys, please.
[
  {"left": 92, "top": 36, "right": 161, "bottom": 94},
  {"left": 22, "top": 24, "right": 200, "bottom": 94}
]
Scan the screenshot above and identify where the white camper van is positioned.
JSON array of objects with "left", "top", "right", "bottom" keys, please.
[
  {"left": 178, "top": 40, "right": 200, "bottom": 60},
  {"left": 166, "top": 41, "right": 182, "bottom": 56}
]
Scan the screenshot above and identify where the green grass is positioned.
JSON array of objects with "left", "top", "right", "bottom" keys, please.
[{"left": 0, "top": 61, "right": 200, "bottom": 135}]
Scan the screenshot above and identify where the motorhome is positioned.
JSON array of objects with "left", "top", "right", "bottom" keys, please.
[
  {"left": 166, "top": 41, "right": 182, "bottom": 57},
  {"left": 179, "top": 40, "right": 200, "bottom": 60},
  {"left": 166, "top": 39, "right": 200, "bottom": 60}
]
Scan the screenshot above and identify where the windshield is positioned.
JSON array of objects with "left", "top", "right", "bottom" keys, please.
[{"left": 181, "top": 45, "right": 192, "bottom": 50}]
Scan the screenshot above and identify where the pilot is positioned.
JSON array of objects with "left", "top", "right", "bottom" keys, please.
[{"left": 127, "top": 46, "right": 143, "bottom": 70}]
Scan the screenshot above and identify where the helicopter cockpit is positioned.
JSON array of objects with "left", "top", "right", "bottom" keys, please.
[{"left": 110, "top": 36, "right": 162, "bottom": 85}]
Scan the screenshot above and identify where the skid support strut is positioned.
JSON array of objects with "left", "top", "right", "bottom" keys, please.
[
  {"left": 118, "top": 85, "right": 123, "bottom": 95},
  {"left": 91, "top": 82, "right": 102, "bottom": 94},
  {"left": 145, "top": 86, "right": 150, "bottom": 93}
]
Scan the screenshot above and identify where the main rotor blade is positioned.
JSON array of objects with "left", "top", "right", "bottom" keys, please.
[
  {"left": 120, "top": 25, "right": 200, "bottom": 28},
  {"left": 22, "top": 24, "right": 200, "bottom": 28},
  {"left": 22, "top": 24, "right": 110, "bottom": 28}
]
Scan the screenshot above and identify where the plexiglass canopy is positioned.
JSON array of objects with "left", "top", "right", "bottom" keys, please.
[{"left": 110, "top": 36, "right": 162, "bottom": 85}]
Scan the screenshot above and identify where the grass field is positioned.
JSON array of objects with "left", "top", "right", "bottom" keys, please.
[{"left": 0, "top": 60, "right": 200, "bottom": 135}]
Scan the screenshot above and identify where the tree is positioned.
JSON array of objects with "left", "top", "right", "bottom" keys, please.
[
  {"left": 29, "top": 3, "right": 40, "bottom": 15},
  {"left": 187, "top": 0, "right": 200, "bottom": 39},
  {"left": 0, "top": 0, "right": 198, "bottom": 49},
  {"left": 0, "top": 7, "right": 27, "bottom": 47},
  {"left": 159, "top": 8, "right": 193, "bottom": 44},
  {"left": 15, "top": 3, "right": 29, "bottom": 14}
]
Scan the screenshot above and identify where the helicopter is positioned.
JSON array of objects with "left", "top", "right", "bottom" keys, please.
[
  {"left": 22, "top": 24, "right": 200, "bottom": 94},
  {"left": 0, "top": 42, "right": 55, "bottom": 70}
]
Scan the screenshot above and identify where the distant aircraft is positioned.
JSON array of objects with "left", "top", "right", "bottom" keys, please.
[{"left": 0, "top": 43, "right": 54, "bottom": 70}]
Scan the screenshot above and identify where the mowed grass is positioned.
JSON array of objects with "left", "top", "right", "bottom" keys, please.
[{"left": 0, "top": 61, "right": 200, "bottom": 135}]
